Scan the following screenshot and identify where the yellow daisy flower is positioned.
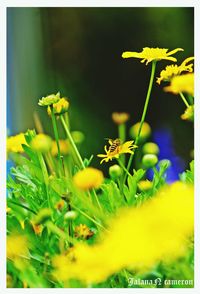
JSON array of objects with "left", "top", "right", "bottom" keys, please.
[
  {"left": 157, "top": 57, "right": 194, "bottom": 84},
  {"left": 7, "top": 133, "right": 27, "bottom": 154},
  {"left": 97, "top": 140, "right": 137, "bottom": 164},
  {"left": 74, "top": 224, "right": 94, "bottom": 240},
  {"left": 122, "top": 47, "right": 183, "bottom": 65},
  {"left": 164, "top": 73, "right": 194, "bottom": 96}
]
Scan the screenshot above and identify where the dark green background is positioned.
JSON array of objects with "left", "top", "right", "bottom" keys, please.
[{"left": 7, "top": 7, "right": 194, "bottom": 166}]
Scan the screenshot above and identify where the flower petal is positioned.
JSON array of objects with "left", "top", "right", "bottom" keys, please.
[{"left": 166, "top": 48, "right": 184, "bottom": 56}]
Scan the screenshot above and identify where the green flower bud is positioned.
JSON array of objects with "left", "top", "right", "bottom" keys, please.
[
  {"left": 142, "top": 154, "right": 158, "bottom": 169},
  {"left": 33, "top": 208, "right": 52, "bottom": 225},
  {"left": 137, "top": 180, "right": 153, "bottom": 192},
  {"left": 158, "top": 159, "right": 171, "bottom": 169},
  {"left": 109, "top": 164, "right": 122, "bottom": 179},
  {"left": 64, "top": 211, "right": 78, "bottom": 220},
  {"left": 142, "top": 142, "right": 160, "bottom": 155},
  {"left": 30, "top": 134, "right": 53, "bottom": 153},
  {"left": 71, "top": 131, "right": 85, "bottom": 144},
  {"left": 129, "top": 122, "right": 151, "bottom": 143},
  {"left": 38, "top": 92, "right": 60, "bottom": 106}
]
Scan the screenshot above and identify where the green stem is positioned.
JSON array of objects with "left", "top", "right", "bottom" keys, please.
[
  {"left": 117, "top": 158, "right": 132, "bottom": 177},
  {"left": 125, "top": 61, "right": 157, "bottom": 180},
  {"left": 179, "top": 92, "right": 190, "bottom": 108},
  {"left": 8, "top": 200, "right": 37, "bottom": 214},
  {"left": 118, "top": 123, "right": 126, "bottom": 165},
  {"left": 91, "top": 189, "right": 102, "bottom": 211},
  {"left": 60, "top": 115, "right": 85, "bottom": 169},
  {"left": 51, "top": 107, "right": 62, "bottom": 172},
  {"left": 38, "top": 153, "right": 50, "bottom": 208}
]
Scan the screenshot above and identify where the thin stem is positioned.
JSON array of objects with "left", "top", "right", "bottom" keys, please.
[
  {"left": 125, "top": 61, "right": 157, "bottom": 180},
  {"left": 8, "top": 200, "right": 37, "bottom": 214},
  {"left": 118, "top": 123, "right": 126, "bottom": 165},
  {"left": 179, "top": 92, "right": 190, "bottom": 108},
  {"left": 91, "top": 189, "right": 102, "bottom": 211},
  {"left": 51, "top": 107, "right": 62, "bottom": 172},
  {"left": 60, "top": 115, "right": 85, "bottom": 169},
  {"left": 38, "top": 153, "right": 50, "bottom": 208},
  {"left": 117, "top": 158, "right": 132, "bottom": 177}
]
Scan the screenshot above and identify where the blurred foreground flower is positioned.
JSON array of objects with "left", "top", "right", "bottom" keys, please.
[
  {"left": 30, "top": 134, "right": 53, "bottom": 153},
  {"left": 52, "top": 182, "right": 193, "bottom": 284},
  {"left": 157, "top": 57, "right": 194, "bottom": 84},
  {"left": 7, "top": 234, "right": 29, "bottom": 260},
  {"left": 7, "top": 133, "right": 26, "bottom": 154},
  {"left": 122, "top": 47, "right": 183, "bottom": 65},
  {"left": 98, "top": 140, "right": 137, "bottom": 164},
  {"left": 38, "top": 92, "right": 60, "bottom": 106},
  {"left": 164, "top": 73, "right": 194, "bottom": 96},
  {"left": 51, "top": 139, "right": 69, "bottom": 156},
  {"left": 112, "top": 112, "right": 130, "bottom": 125},
  {"left": 73, "top": 167, "right": 104, "bottom": 190}
]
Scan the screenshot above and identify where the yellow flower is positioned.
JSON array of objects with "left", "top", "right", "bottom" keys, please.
[
  {"left": 30, "top": 134, "right": 53, "bottom": 153},
  {"left": 73, "top": 167, "right": 104, "bottom": 190},
  {"left": 112, "top": 112, "right": 130, "bottom": 125},
  {"left": 181, "top": 105, "right": 194, "bottom": 122},
  {"left": 52, "top": 182, "right": 193, "bottom": 284},
  {"left": 157, "top": 57, "right": 194, "bottom": 84},
  {"left": 98, "top": 140, "right": 136, "bottom": 164},
  {"left": 31, "top": 222, "right": 43, "bottom": 235},
  {"left": 164, "top": 73, "right": 194, "bottom": 96},
  {"left": 47, "top": 98, "right": 69, "bottom": 115},
  {"left": 54, "top": 199, "right": 65, "bottom": 210},
  {"left": 51, "top": 139, "right": 69, "bottom": 156},
  {"left": 38, "top": 92, "right": 60, "bottom": 106},
  {"left": 122, "top": 47, "right": 183, "bottom": 65},
  {"left": 7, "top": 133, "right": 26, "bottom": 154},
  {"left": 7, "top": 234, "right": 29, "bottom": 260},
  {"left": 74, "top": 224, "right": 94, "bottom": 240}
]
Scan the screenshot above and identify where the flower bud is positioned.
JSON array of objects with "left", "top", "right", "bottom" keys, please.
[
  {"left": 129, "top": 122, "right": 151, "bottom": 143},
  {"left": 64, "top": 210, "right": 78, "bottom": 220},
  {"left": 137, "top": 180, "right": 153, "bottom": 192},
  {"left": 38, "top": 92, "right": 60, "bottom": 106},
  {"left": 142, "top": 142, "right": 160, "bottom": 155},
  {"left": 142, "top": 154, "right": 158, "bottom": 168},
  {"left": 112, "top": 112, "right": 130, "bottom": 125},
  {"left": 181, "top": 105, "right": 194, "bottom": 122},
  {"left": 109, "top": 164, "right": 122, "bottom": 180},
  {"left": 71, "top": 131, "right": 85, "bottom": 144},
  {"left": 47, "top": 98, "right": 69, "bottom": 116}
]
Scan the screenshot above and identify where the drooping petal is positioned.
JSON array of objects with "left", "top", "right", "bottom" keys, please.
[{"left": 166, "top": 48, "right": 184, "bottom": 56}]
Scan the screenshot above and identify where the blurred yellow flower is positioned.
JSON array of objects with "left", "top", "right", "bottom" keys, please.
[
  {"left": 54, "top": 199, "right": 65, "bottom": 210},
  {"left": 7, "top": 234, "right": 29, "bottom": 260},
  {"left": 112, "top": 112, "right": 130, "bottom": 125},
  {"left": 38, "top": 92, "right": 60, "bottom": 106},
  {"left": 7, "top": 133, "right": 26, "bottom": 154},
  {"left": 51, "top": 139, "right": 69, "bottom": 156},
  {"left": 164, "top": 73, "right": 194, "bottom": 96},
  {"left": 181, "top": 105, "right": 194, "bottom": 122},
  {"left": 98, "top": 140, "right": 136, "bottom": 164},
  {"left": 47, "top": 98, "right": 69, "bottom": 115},
  {"left": 157, "top": 57, "right": 194, "bottom": 84},
  {"left": 73, "top": 167, "right": 104, "bottom": 190},
  {"left": 74, "top": 224, "right": 94, "bottom": 240},
  {"left": 52, "top": 182, "right": 193, "bottom": 284},
  {"left": 30, "top": 134, "right": 53, "bottom": 153},
  {"left": 31, "top": 222, "right": 43, "bottom": 235},
  {"left": 122, "top": 47, "right": 183, "bottom": 65},
  {"left": 129, "top": 122, "right": 151, "bottom": 142}
]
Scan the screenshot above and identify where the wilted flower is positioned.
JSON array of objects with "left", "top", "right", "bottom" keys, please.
[
  {"left": 38, "top": 92, "right": 60, "bottom": 106},
  {"left": 51, "top": 182, "right": 194, "bottom": 284},
  {"left": 73, "top": 167, "right": 104, "bottom": 190},
  {"left": 122, "top": 47, "right": 183, "bottom": 65},
  {"left": 181, "top": 105, "right": 194, "bottom": 122},
  {"left": 112, "top": 112, "right": 130, "bottom": 125},
  {"left": 51, "top": 139, "right": 69, "bottom": 156},
  {"left": 164, "top": 73, "right": 194, "bottom": 96},
  {"left": 7, "top": 133, "right": 26, "bottom": 154},
  {"left": 47, "top": 98, "right": 69, "bottom": 115},
  {"left": 157, "top": 57, "right": 194, "bottom": 84},
  {"left": 74, "top": 224, "right": 94, "bottom": 240},
  {"left": 97, "top": 140, "right": 137, "bottom": 164},
  {"left": 30, "top": 134, "right": 53, "bottom": 153}
]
